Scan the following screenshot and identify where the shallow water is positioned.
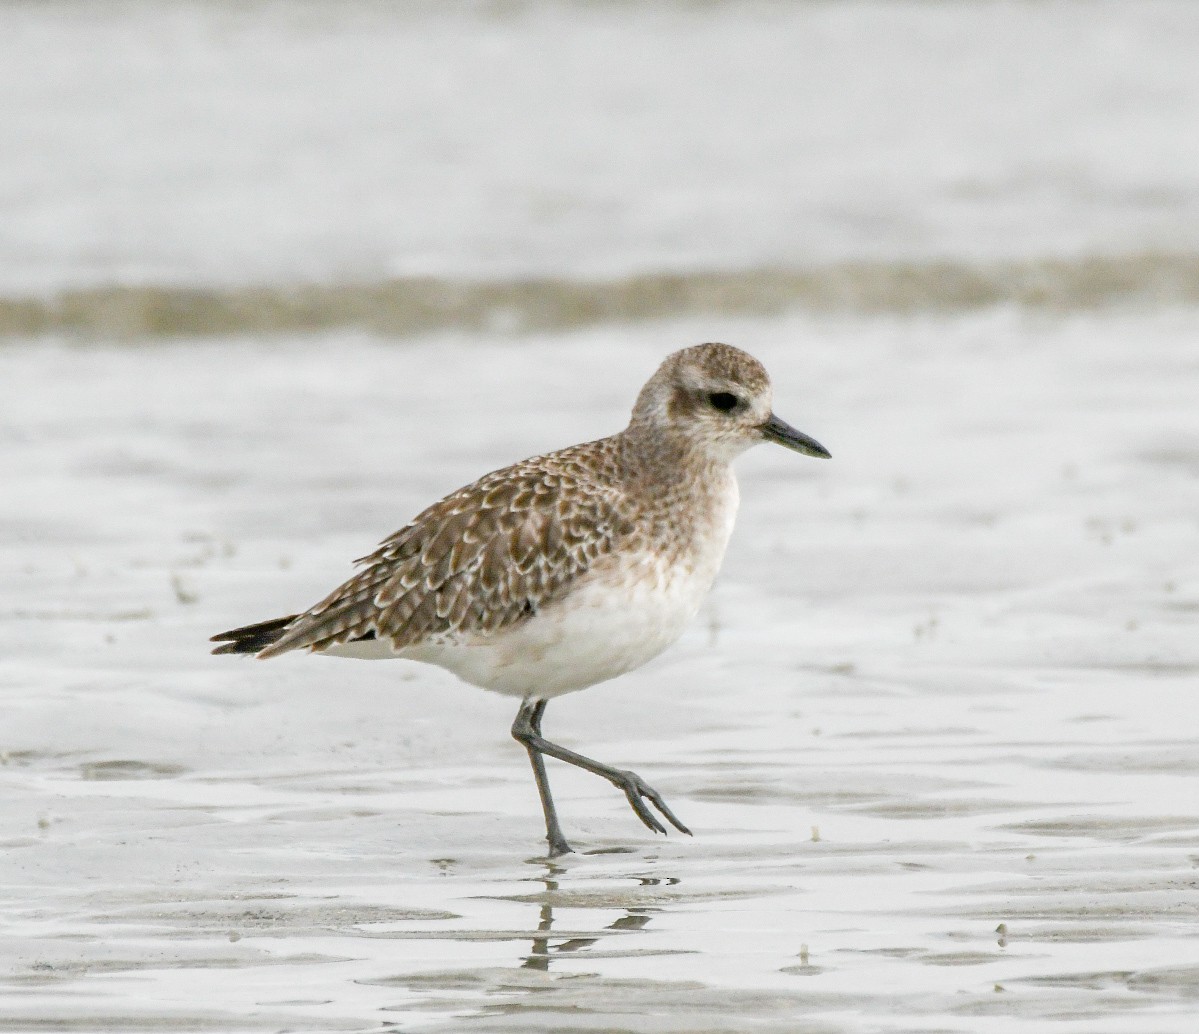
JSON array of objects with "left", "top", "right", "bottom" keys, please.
[{"left": 2, "top": 309, "right": 1197, "bottom": 1031}]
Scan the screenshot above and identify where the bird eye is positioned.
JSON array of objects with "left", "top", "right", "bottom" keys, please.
[{"left": 707, "top": 392, "right": 739, "bottom": 413}]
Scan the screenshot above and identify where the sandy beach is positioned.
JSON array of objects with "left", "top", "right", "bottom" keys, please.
[{"left": 3, "top": 309, "right": 1198, "bottom": 1031}]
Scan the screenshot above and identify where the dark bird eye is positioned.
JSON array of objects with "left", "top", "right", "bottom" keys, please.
[{"left": 708, "top": 392, "right": 739, "bottom": 412}]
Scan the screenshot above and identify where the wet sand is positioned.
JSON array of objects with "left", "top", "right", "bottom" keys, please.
[{"left": 2, "top": 308, "right": 1197, "bottom": 1031}]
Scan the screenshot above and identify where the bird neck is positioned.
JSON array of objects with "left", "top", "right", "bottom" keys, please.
[{"left": 616, "top": 422, "right": 732, "bottom": 500}]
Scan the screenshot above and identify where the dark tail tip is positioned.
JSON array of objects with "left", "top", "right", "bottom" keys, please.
[{"left": 210, "top": 614, "right": 298, "bottom": 656}]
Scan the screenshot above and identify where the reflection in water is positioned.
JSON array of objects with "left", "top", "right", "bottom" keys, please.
[{"left": 520, "top": 869, "right": 675, "bottom": 971}]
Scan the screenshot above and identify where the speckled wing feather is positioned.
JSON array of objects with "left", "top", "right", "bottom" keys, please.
[{"left": 256, "top": 441, "right": 634, "bottom": 658}]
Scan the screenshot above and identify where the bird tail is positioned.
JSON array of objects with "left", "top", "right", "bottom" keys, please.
[{"left": 210, "top": 615, "right": 298, "bottom": 656}]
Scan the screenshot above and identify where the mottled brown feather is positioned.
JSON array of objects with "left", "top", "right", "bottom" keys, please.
[{"left": 256, "top": 438, "right": 637, "bottom": 658}]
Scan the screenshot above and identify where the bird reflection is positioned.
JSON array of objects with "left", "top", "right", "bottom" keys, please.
[{"left": 520, "top": 871, "right": 676, "bottom": 970}]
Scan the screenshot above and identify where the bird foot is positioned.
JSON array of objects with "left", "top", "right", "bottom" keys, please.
[
  {"left": 609, "top": 769, "right": 692, "bottom": 837},
  {"left": 546, "top": 834, "right": 574, "bottom": 857}
]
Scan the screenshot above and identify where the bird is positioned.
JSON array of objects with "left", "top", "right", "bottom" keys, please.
[{"left": 211, "top": 342, "right": 830, "bottom": 856}]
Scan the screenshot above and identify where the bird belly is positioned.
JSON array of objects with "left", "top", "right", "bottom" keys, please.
[{"left": 406, "top": 550, "right": 718, "bottom": 697}]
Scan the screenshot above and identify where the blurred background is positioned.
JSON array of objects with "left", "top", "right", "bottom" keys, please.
[
  {"left": 2, "top": 0, "right": 1199, "bottom": 333},
  {"left": 3, "top": 3, "right": 1199, "bottom": 1033}
]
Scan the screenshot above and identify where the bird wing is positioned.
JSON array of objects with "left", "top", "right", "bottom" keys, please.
[{"left": 256, "top": 451, "right": 633, "bottom": 658}]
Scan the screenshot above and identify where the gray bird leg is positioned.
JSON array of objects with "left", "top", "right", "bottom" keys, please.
[
  {"left": 513, "top": 699, "right": 573, "bottom": 857},
  {"left": 511, "top": 699, "right": 691, "bottom": 855}
]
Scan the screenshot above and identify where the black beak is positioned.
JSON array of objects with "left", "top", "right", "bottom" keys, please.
[{"left": 760, "top": 413, "right": 831, "bottom": 458}]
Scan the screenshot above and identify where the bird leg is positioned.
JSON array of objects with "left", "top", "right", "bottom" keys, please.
[
  {"left": 511, "top": 699, "right": 691, "bottom": 854},
  {"left": 513, "top": 699, "right": 573, "bottom": 857}
]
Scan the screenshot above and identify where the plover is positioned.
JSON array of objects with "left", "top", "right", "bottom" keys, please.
[{"left": 212, "top": 342, "right": 829, "bottom": 856}]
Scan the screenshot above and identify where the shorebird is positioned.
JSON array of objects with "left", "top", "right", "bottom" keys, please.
[{"left": 212, "top": 342, "right": 829, "bottom": 855}]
